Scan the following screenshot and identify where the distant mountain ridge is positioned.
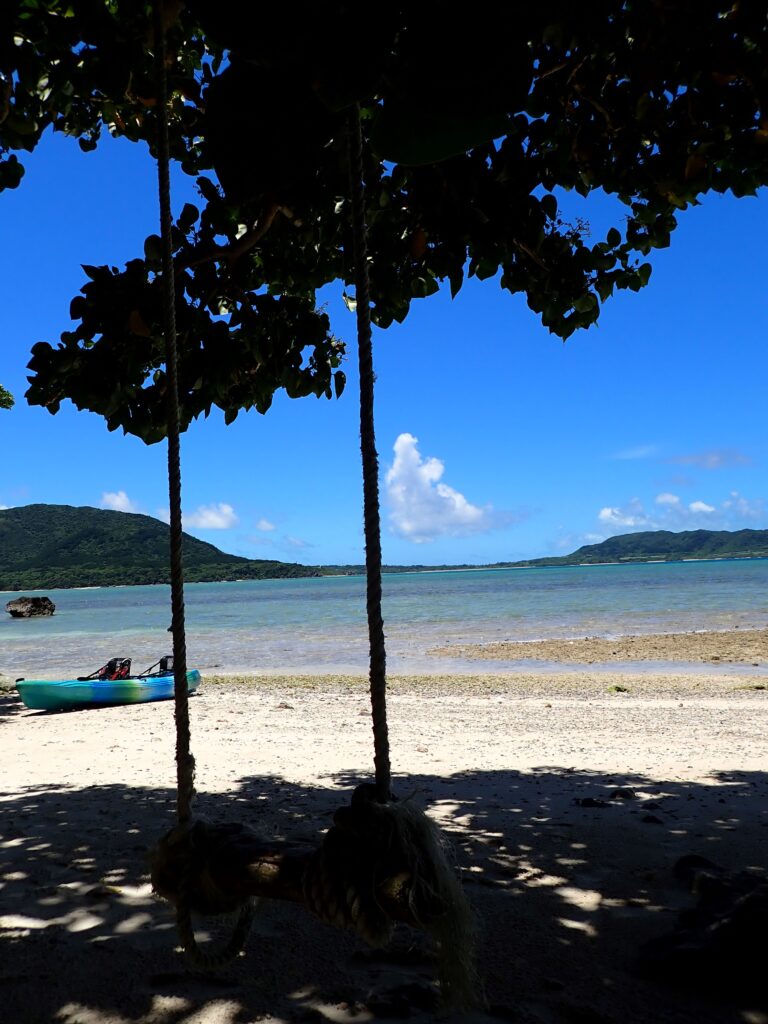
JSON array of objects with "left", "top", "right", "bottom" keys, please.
[
  {"left": 509, "top": 529, "right": 768, "bottom": 567},
  {"left": 1, "top": 506, "right": 766, "bottom": 592},
  {"left": 0, "top": 504, "right": 319, "bottom": 590}
]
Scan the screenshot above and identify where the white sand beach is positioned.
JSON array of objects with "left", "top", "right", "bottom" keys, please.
[{"left": 1, "top": 634, "right": 767, "bottom": 1024}]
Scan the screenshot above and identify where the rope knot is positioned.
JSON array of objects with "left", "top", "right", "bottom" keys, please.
[
  {"left": 304, "top": 784, "right": 451, "bottom": 946},
  {"left": 151, "top": 819, "right": 256, "bottom": 969},
  {"left": 151, "top": 819, "right": 253, "bottom": 916}
]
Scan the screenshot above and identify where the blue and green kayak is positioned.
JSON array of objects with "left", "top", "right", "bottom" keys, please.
[{"left": 16, "top": 658, "right": 200, "bottom": 712}]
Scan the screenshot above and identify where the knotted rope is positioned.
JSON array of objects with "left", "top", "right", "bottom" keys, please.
[
  {"left": 333, "top": 108, "right": 477, "bottom": 1006},
  {"left": 346, "top": 103, "right": 391, "bottom": 804},
  {"left": 152, "top": 1, "right": 253, "bottom": 966},
  {"left": 153, "top": 0, "right": 193, "bottom": 830},
  {"left": 303, "top": 785, "right": 478, "bottom": 1007}
]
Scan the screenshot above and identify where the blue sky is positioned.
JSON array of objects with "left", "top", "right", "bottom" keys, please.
[{"left": 1, "top": 131, "right": 766, "bottom": 565}]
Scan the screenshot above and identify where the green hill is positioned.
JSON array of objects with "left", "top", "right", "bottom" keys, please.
[
  {"left": 318, "top": 530, "right": 768, "bottom": 575},
  {"left": 511, "top": 529, "right": 768, "bottom": 567},
  {"left": 0, "top": 504, "right": 319, "bottom": 590},
  {"left": 2, "top": 507, "right": 766, "bottom": 592}
]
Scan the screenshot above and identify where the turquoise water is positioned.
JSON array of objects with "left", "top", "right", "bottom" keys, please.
[{"left": 2, "top": 559, "right": 767, "bottom": 678}]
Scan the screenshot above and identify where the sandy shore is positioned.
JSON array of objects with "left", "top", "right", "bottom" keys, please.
[
  {"left": 430, "top": 627, "right": 768, "bottom": 666},
  {"left": 2, "top": 664, "right": 767, "bottom": 1024}
]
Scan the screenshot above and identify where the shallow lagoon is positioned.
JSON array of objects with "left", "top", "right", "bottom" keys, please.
[{"left": 2, "top": 559, "right": 767, "bottom": 678}]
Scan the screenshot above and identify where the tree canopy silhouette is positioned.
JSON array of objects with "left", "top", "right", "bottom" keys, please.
[{"left": 2, "top": 1, "right": 766, "bottom": 440}]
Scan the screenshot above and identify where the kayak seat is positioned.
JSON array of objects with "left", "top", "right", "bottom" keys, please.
[{"left": 98, "top": 658, "right": 120, "bottom": 680}]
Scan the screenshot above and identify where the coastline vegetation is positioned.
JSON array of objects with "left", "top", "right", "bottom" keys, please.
[
  {"left": 510, "top": 529, "right": 768, "bottom": 567},
  {"left": 2, "top": 506, "right": 767, "bottom": 592},
  {"left": 0, "top": 504, "right": 318, "bottom": 591}
]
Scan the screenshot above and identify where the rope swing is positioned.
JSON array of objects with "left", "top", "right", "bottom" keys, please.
[
  {"left": 345, "top": 103, "right": 392, "bottom": 806},
  {"left": 150, "top": 11, "right": 475, "bottom": 1003},
  {"left": 151, "top": 4, "right": 254, "bottom": 967}
]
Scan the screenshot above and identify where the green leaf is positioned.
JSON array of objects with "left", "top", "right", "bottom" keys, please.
[
  {"left": 573, "top": 292, "right": 597, "bottom": 313},
  {"left": 637, "top": 262, "right": 652, "bottom": 286},
  {"left": 81, "top": 264, "right": 107, "bottom": 281},
  {"left": 196, "top": 177, "right": 220, "bottom": 203},
  {"left": 473, "top": 258, "right": 498, "bottom": 281},
  {"left": 0, "top": 155, "right": 25, "bottom": 191},
  {"left": 595, "top": 277, "right": 615, "bottom": 302},
  {"left": 448, "top": 266, "right": 464, "bottom": 299},
  {"left": 540, "top": 193, "right": 558, "bottom": 220},
  {"left": 606, "top": 227, "right": 622, "bottom": 247},
  {"left": 143, "top": 235, "right": 163, "bottom": 263},
  {"left": 177, "top": 203, "right": 199, "bottom": 231}
]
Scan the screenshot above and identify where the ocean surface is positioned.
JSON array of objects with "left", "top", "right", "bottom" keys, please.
[{"left": 2, "top": 559, "right": 767, "bottom": 679}]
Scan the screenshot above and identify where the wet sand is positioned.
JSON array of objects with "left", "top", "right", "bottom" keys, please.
[{"left": 430, "top": 627, "right": 768, "bottom": 666}]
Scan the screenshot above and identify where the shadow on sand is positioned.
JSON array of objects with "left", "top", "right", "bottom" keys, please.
[{"left": 1, "top": 700, "right": 767, "bottom": 1023}]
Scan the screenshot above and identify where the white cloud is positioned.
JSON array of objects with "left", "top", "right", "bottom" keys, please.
[
  {"left": 244, "top": 533, "right": 312, "bottom": 553},
  {"left": 284, "top": 535, "right": 312, "bottom": 549},
  {"left": 385, "top": 433, "right": 499, "bottom": 543},
  {"left": 723, "top": 491, "right": 766, "bottom": 520},
  {"left": 554, "top": 534, "right": 578, "bottom": 551},
  {"left": 669, "top": 448, "right": 751, "bottom": 470},
  {"left": 597, "top": 499, "right": 651, "bottom": 529},
  {"left": 689, "top": 500, "right": 715, "bottom": 514},
  {"left": 611, "top": 444, "right": 659, "bottom": 461},
  {"left": 157, "top": 503, "right": 239, "bottom": 529},
  {"left": 256, "top": 518, "right": 276, "bottom": 532},
  {"left": 0, "top": 504, "right": 8, "bottom": 510},
  {"left": 244, "top": 534, "right": 277, "bottom": 549},
  {"left": 184, "top": 503, "right": 238, "bottom": 529},
  {"left": 554, "top": 531, "right": 605, "bottom": 551},
  {"left": 597, "top": 488, "right": 767, "bottom": 535},
  {"left": 101, "top": 490, "right": 140, "bottom": 513}
]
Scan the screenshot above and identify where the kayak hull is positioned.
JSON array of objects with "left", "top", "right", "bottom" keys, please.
[{"left": 17, "top": 670, "right": 201, "bottom": 712}]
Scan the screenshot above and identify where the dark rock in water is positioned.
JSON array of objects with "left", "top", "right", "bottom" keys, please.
[{"left": 5, "top": 596, "right": 56, "bottom": 617}]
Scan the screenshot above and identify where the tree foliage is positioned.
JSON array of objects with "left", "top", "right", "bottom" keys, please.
[{"left": 3, "top": 1, "right": 767, "bottom": 442}]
